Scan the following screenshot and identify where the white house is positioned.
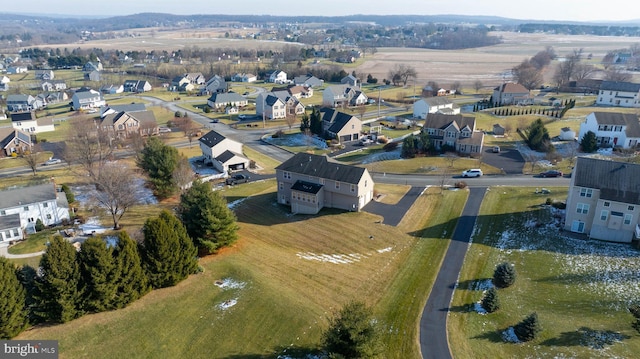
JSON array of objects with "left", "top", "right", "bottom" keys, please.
[
  {"left": 596, "top": 81, "right": 640, "bottom": 108},
  {"left": 0, "top": 183, "right": 71, "bottom": 235},
  {"left": 256, "top": 93, "right": 286, "bottom": 119},
  {"left": 322, "top": 85, "right": 368, "bottom": 108},
  {"left": 413, "top": 97, "right": 460, "bottom": 119},
  {"left": 10, "top": 111, "right": 55, "bottom": 134},
  {"left": 207, "top": 92, "right": 248, "bottom": 109},
  {"left": 7, "top": 66, "right": 28, "bottom": 74},
  {"left": 268, "top": 70, "right": 288, "bottom": 84},
  {"left": 231, "top": 73, "right": 257, "bottom": 83},
  {"left": 72, "top": 89, "right": 106, "bottom": 110},
  {"left": 198, "top": 130, "right": 250, "bottom": 173},
  {"left": 577, "top": 112, "right": 640, "bottom": 149}
]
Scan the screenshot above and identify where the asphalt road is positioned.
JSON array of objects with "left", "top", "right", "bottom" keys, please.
[{"left": 420, "top": 186, "right": 487, "bottom": 359}]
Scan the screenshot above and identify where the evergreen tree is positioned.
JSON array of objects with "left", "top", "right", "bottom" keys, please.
[
  {"left": 299, "top": 113, "right": 310, "bottom": 133},
  {"left": 323, "top": 301, "right": 382, "bottom": 358},
  {"left": 514, "top": 312, "right": 542, "bottom": 342},
  {"left": 418, "top": 131, "right": 432, "bottom": 154},
  {"left": 526, "top": 118, "right": 553, "bottom": 152},
  {"left": 310, "top": 107, "right": 323, "bottom": 136},
  {"left": 137, "top": 137, "right": 180, "bottom": 199},
  {"left": 580, "top": 130, "right": 598, "bottom": 153},
  {"left": 0, "top": 257, "right": 28, "bottom": 339},
  {"left": 480, "top": 287, "right": 500, "bottom": 313},
  {"left": 401, "top": 135, "right": 417, "bottom": 158},
  {"left": 78, "top": 237, "right": 117, "bottom": 313},
  {"left": 178, "top": 180, "right": 239, "bottom": 255},
  {"left": 33, "top": 236, "right": 83, "bottom": 323},
  {"left": 141, "top": 211, "right": 198, "bottom": 288},
  {"left": 112, "top": 232, "right": 149, "bottom": 308},
  {"left": 493, "top": 262, "right": 517, "bottom": 288},
  {"left": 629, "top": 304, "right": 640, "bottom": 333},
  {"left": 15, "top": 265, "right": 37, "bottom": 324}
]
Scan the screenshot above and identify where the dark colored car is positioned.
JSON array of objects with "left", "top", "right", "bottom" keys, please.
[
  {"left": 226, "top": 174, "right": 249, "bottom": 185},
  {"left": 539, "top": 170, "right": 563, "bottom": 178}
]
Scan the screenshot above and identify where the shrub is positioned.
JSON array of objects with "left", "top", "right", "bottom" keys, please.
[
  {"left": 493, "top": 262, "right": 516, "bottom": 288},
  {"left": 61, "top": 184, "right": 75, "bottom": 204},
  {"left": 272, "top": 130, "right": 285, "bottom": 138},
  {"left": 454, "top": 181, "right": 467, "bottom": 189},
  {"left": 35, "top": 219, "right": 45, "bottom": 232},
  {"left": 383, "top": 142, "right": 398, "bottom": 151},
  {"left": 481, "top": 287, "right": 500, "bottom": 313},
  {"left": 514, "top": 313, "right": 541, "bottom": 342},
  {"left": 377, "top": 136, "right": 389, "bottom": 144},
  {"left": 545, "top": 198, "right": 552, "bottom": 205}
]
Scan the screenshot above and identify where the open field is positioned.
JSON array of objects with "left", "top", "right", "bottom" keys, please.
[
  {"left": 17, "top": 183, "right": 467, "bottom": 358},
  {"left": 449, "top": 187, "right": 640, "bottom": 358}
]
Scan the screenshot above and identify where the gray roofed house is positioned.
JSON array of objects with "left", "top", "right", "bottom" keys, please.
[
  {"left": 123, "top": 79, "right": 152, "bottom": 92},
  {"left": 0, "top": 127, "right": 32, "bottom": 156},
  {"left": 72, "top": 89, "right": 105, "bottom": 110},
  {"left": 565, "top": 157, "right": 640, "bottom": 242},
  {"left": 275, "top": 153, "right": 374, "bottom": 214},
  {"left": 577, "top": 112, "right": 640, "bottom": 149},
  {"left": 422, "top": 113, "right": 483, "bottom": 154},
  {"left": 6, "top": 94, "right": 43, "bottom": 112},
  {"left": 596, "top": 81, "right": 640, "bottom": 107},
  {"left": 100, "top": 103, "right": 147, "bottom": 118},
  {"left": 0, "top": 213, "right": 23, "bottom": 243},
  {"left": 207, "top": 92, "right": 248, "bottom": 109},
  {"left": 99, "top": 110, "right": 158, "bottom": 137},
  {"left": 198, "top": 130, "right": 249, "bottom": 173},
  {"left": 0, "top": 182, "right": 70, "bottom": 234},
  {"left": 293, "top": 75, "right": 323, "bottom": 88},
  {"left": 320, "top": 108, "right": 362, "bottom": 142}
]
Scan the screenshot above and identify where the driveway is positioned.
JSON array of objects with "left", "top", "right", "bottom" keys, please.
[
  {"left": 420, "top": 187, "right": 487, "bottom": 359},
  {"left": 363, "top": 186, "right": 425, "bottom": 226},
  {"left": 481, "top": 146, "right": 524, "bottom": 174}
]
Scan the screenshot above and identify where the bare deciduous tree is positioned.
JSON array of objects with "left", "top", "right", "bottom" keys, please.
[
  {"left": 173, "top": 116, "right": 200, "bottom": 148},
  {"left": 92, "top": 161, "right": 142, "bottom": 230},
  {"left": 512, "top": 60, "right": 543, "bottom": 90},
  {"left": 604, "top": 67, "right": 633, "bottom": 82},
  {"left": 173, "top": 155, "right": 195, "bottom": 192},
  {"left": 22, "top": 143, "right": 42, "bottom": 176},
  {"left": 65, "top": 116, "right": 114, "bottom": 179},
  {"left": 473, "top": 80, "right": 483, "bottom": 93},
  {"left": 284, "top": 113, "right": 297, "bottom": 130}
]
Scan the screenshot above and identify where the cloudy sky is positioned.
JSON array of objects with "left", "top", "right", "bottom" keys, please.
[{"left": 2, "top": 0, "right": 638, "bottom": 22}]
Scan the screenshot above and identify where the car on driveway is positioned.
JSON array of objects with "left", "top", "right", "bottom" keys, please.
[
  {"left": 43, "top": 158, "right": 62, "bottom": 166},
  {"left": 539, "top": 170, "right": 563, "bottom": 178},
  {"left": 461, "top": 169, "right": 483, "bottom": 178},
  {"left": 226, "top": 174, "right": 250, "bottom": 185}
]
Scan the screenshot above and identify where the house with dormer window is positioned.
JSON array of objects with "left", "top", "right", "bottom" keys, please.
[
  {"left": 565, "top": 157, "right": 640, "bottom": 242},
  {"left": 0, "top": 183, "right": 70, "bottom": 236},
  {"left": 422, "top": 113, "right": 484, "bottom": 154},
  {"left": 577, "top": 112, "right": 640, "bottom": 149}
]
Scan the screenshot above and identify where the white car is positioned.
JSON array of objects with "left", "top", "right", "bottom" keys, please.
[
  {"left": 44, "top": 158, "right": 62, "bottom": 166},
  {"left": 462, "top": 169, "right": 483, "bottom": 178}
]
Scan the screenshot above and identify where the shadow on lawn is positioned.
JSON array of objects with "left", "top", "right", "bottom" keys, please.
[
  {"left": 220, "top": 345, "right": 322, "bottom": 359},
  {"left": 472, "top": 328, "right": 507, "bottom": 343},
  {"left": 540, "top": 327, "right": 630, "bottom": 349},
  {"left": 535, "top": 270, "right": 640, "bottom": 286}
]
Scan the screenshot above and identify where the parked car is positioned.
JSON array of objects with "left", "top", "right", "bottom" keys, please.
[
  {"left": 43, "top": 158, "right": 62, "bottom": 166},
  {"left": 492, "top": 146, "right": 501, "bottom": 153},
  {"left": 539, "top": 170, "right": 563, "bottom": 178},
  {"left": 462, "top": 169, "right": 483, "bottom": 178},
  {"left": 226, "top": 174, "right": 250, "bottom": 185},
  {"left": 158, "top": 127, "right": 172, "bottom": 133}
]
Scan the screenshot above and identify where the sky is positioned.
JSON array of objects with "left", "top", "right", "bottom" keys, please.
[{"left": 2, "top": 0, "right": 639, "bottom": 23}]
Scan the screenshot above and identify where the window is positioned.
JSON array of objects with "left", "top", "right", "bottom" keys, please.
[
  {"left": 23, "top": 206, "right": 29, "bottom": 211},
  {"left": 577, "top": 203, "right": 590, "bottom": 214},
  {"left": 0, "top": 210, "right": 5, "bottom": 215},
  {"left": 279, "top": 182, "right": 283, "bottom": 190},
  {"left": 283, "top": 171, "right": 291, "bottom": 180},
  {"left": 579, "top": 188, "right": 593, "bottom": 198},
  {"left": 624, "top": 214, "right": 633, "bottom": 225},
  {"left": 604, "top": 201, "right": 610, "bottom": 207},
  {"left": 43, "top": 202, "right": 48, "bottom": 208},
  {"left": 335, "top": 181, "right": 340, "bottom": 189},
  {"left": 350, "top": 184, "right": 356, "bottom": 193},
  {"left": 600, "top": 210, "right": 608, "bottom": 221},
  {"left": 364, "top": 180, "right": 368, "bottom": 187},
  {"left": 629, "top": 205, "right": 635, "bottom": 211},
  {"left": 5, "top": 231, "right": 10, "bottom": 238},
  {"left": 13, "top": 229, "right": 19, "bottom": 237},
  {"left": 46, "top": 214, "right": 52, "bottom": 219}
]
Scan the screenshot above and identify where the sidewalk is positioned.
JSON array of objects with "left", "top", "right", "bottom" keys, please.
[{"left": 0, "top": 243, "right": 45, "bottom": 259}]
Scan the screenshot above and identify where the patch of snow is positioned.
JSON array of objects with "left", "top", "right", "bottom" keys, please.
[
  {"left": 214, "top": 278, "right": 246, "bottom": 290},
  {"left": 580, "top": 328, "right": 625, "bottom": 350},
  {"left": 296, "top": 252, "right": 367, "bottom": 264},
  {"left": 227, "top": 198, "right": 246, "bottom": 209},
  {"left": 473, "top": 302, "right": 487, "bottom": 315},
  {"left": 264, "top": 133, "right": 327, "bottom": 149},
  {"left": 597, "top": 148, "right": 613, "bottom": 155},
  {"left": 361, "top": 148, "right": 402, "bottom": 164},
  {"left": 377, "top": 247, "right": 393, "bottom": 253},
  {"left": 502, "top": 327, "right": 520, "bottom": 343},
  {"left": 218, "top": 298, "right": 237, "bottom": 310},
  {"left": 471, "top": 279, "right": 494, "bottom": 291},
  {"left": 79, "top": 217, "right": 109, "bottom": 234}
]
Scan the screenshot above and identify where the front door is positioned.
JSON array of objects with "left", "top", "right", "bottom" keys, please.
[{"left": 571, "top": 220, "right": 585, "bottom": 233}]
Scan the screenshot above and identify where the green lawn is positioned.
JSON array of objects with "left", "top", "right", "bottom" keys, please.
[
  {"left": 7, "top": 229, "right": 59, "bottom": 254},
  {"left": 17, "top": 182, "right": 467, "bottom": 359},
  {"left": 363, "top": 156, "right": 504, "bottom": 175},
  {"left": 449, "top": 187, "right": 640, "bottom": 358}
]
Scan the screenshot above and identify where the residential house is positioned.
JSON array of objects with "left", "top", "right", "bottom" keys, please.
[
  {"left": 322, "top": 85, "right": 368, "bottom": 108},
  {"left": 99, "top": 110, "right": 158, "bottom": 137},
  {"left": 83, "top": 61, "right": 103, "bottom": 72},
  {"left": 596, "top": 81, "right": 640, "bottom": 107},
  {"left": 412, "top": 97, "right": 460, "bottom": 119},
  {"left": 256, "top": 93, "right": 286, "bottom": 120},
  {"left": 268, "top": 70, "right": 288, "bottom": 84},
  {"left": 184, "top": 72, "right": 206, "bottom": 85},
  {"left": 198, "top": 130, "right": 250, "bottom": 173},
  {"left": 7, "top": 66, "right": 28, "bottom": 74},
  {"left": 6, "top": 94, "right": 44, "bottom": 112},
  {"left": 421, "top": 85, "right": 435, "bottom": 98},
  {"left": 10, "top": 111, "right": 55, "bottom": 134},
  {"left": 42, "top": 92, "right": 68, "bottom": 104},
  {"left": 565, "top": 157, "right": 640, "bottom": 243},
  {"left": 0, "top": 183, "right": 70, "bottom": 234},
  {"left": 207, "top": 92, "right": 248, "bottom": 110},
  {"left": 41, "top": 80, "right": 67, "bottom": 92},
  {"left": 294, "top": 75, "right": 324, "bottom": 88},
  {"left": 170, "top": 75, "right": 194, "bottom": 92},
  {"left": 0, "top": 127, "right": 32, "bottom": 157},
  {"left": 275, "top": 153, "right": 374, "bottom": 214},
  {"left": 84, "top": 70, "right": 101, "bottom": 82},
  {"left": 341, "top": 75, "right": 360, "bottom": 88},
  {"left": 282, "top": 85, "right": 313, "bottom": 99},
  {"left": 422, "top": 113, "right": 484, "bottom": 154},
  {"left": 99, "top": 84, "right": 124, "bottom": 94},
  {"left": 268, "top": 90, "right": 306, "bottom": 115},
  {"left": 34, "top": 69, "right": 54, "bottom": 80},
  {"left": 100, "top": 103, "right": 147, "bottom": 118},
  {"left": 72, "top": 89, "right": 106, "bottom": 110},
  {"left": 320, "top": 108, "right": 362, "bottom": 142},
  {"left": 123, "top": 79, "right": 152, "bottom": 93},
  {"left": 492, "top": 82, "right": 531, "bottom": 106},
  {"left": 1, "top": 76, "right": 10, "bottom": 84},
  {"left": 231, "top": 73, "right": 257, "bottom": 83},
  {"left": 577, "top": 112, "right": 640, "bottom": 149},
  {"left": 0, "top": 214, "right": 23, "bottom": 243},
  {"left": 200, "top": 75, "right": 227, "bottom": 95},
  {"left": 0, "top": 83, "right": 7, "bottom": 92}
]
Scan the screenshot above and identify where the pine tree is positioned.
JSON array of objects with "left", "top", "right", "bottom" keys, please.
[
  {"left": 137, "top": 137, "right": 180, "bottom": 199},
  {"left": 323, "top": 301, "right": 382, "bottom": 358},
  {"left": 33, "top": 236, "right": 83, "bottom": 323},
  {"left": 178, "top": 180, "right": 239, "bottom": 255},
  {"left": 480, "top": 287, "right": 500, "bottom": 313},
  {"left": 78, "top": 237, "right": 118, "bottom": 313},
  {"left": 514, "top": 312, "right": 541, "bottom": 342},
  {"left": 0, "top": 257, "right": 28, "bottom": 339},
  {"left": 580, "top": 130, "right": 598, "bottom": 153},
  {"left": 112, "top": 232, "right": 149, "bottom": 308},
  {"left": 401, "top": 135, "right": 417, "bottom": 158},
  {"left": 310, "top": 107, "right": 323, "bottom": 136},
  {"left": 629, "top": 304, "right": 640, "bottom": 333},
  {"left": 141, "top": 211, "right": 198, "bottom": 288},
  {"left": 493, "top": 262, "right": 516, "bottom": 288}
]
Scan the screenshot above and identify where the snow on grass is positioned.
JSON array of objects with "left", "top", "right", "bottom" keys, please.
[
  {"left": 214, "top": 278, "right": 247, "bottom": 290},
  {"left": 579, "top": 328, "right": 625, "bottom": 350},
  {"left": 471, "top": 279, "right": 494, "bottom": 291},
  {"left": 264, "top": 133, "right": 327, "bottom": 149},
  {"left": 501, "top": 327, "right": 520, "bottom": 343},
  {"left": 227, "top": 198, "right": 246, "bottom": 209},
  {"left": 377, "top": 247, "right": 393, "bottom": 253},
  {"left": 473, "top": 302, "right": 487, "bottom": 315},
  {"left": 296, "top": 252, "right": 366, "bottom": 264},
  {"left": 361, "top": 148, "right": 402, "bottom": 164},
  {"left": 218, "top": 299, "right": 238, "bottom": 310}
]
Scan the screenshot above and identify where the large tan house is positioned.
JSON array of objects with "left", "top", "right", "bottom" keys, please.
[
  {"left": 422, "top": 113, "right": 484, "bottom": 155},
  {"left": 275, "top": 153, "right": 374, "bottom": 214},
  {"left": 565, "top": 157, "right": 640, "bottom": 242},
  {"left": 320, "top": 108, "right": 362, "bottom": 143}
]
